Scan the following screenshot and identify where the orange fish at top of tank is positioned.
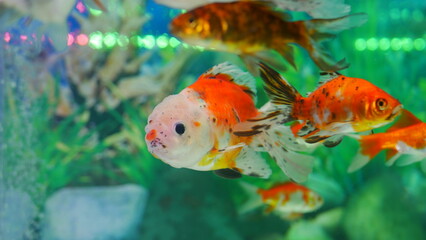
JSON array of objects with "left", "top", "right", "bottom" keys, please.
[
  {"left": 167, "top": 0, "right": 367, "bottom": 73},
  {"left": 243, "top": 62, "right": 402, "bottom": 147}
]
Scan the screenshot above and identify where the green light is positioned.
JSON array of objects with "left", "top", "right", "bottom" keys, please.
[
  {"left": 414, "top": 38, "right": 425, "bottom": 51},
  {"left": 156, "top": 35, "right": 169, "bottom": 48},
  {"left": 379, "top": 38, "right": 390, "bottom": 51},
  {"left": 169, "top": 37, "right": 181, "bottom": 48},
  {"left": 366, "top": 38, "right": 378, "bottom": 51},
  {"left": 182, "top": 43, "right": 189, "bottom": 48},
  {"left": 391, "top": 38, "right": 401, "bottom": 51},
  {"left": 117, "top": 35, "right": 129, "bottom": 47},
  {"left": 354, "top": 38, "right": 366, "bottom": 51},
  {"left": 89, "top": 8, "right": 103, "bottom": 16},
  {"left": 130, "top": 35, "right": 140, "bottom": 46},
  {"left": 142, "top": 35, "right": 155, "bottom": 49},
  {"left": 89, "top": 31, "right": 103, "bottom": 49},
  {"left": 104, "top": 32, "right": 118, "bottom": 48},
  {"left": 401, "top": 38, "right": 413, "bottom": 51},
  {"left": 413, "top": 9, "right": 424, "bottom": 22}
]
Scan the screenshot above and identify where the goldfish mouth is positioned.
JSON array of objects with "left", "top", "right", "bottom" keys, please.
[{"left": 386, "top": 105, "right": 403, "bottom": 121}]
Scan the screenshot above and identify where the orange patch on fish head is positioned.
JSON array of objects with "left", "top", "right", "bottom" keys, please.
[
  {"left": 349, "top": 79, "right": 402, "bottom": 132},
  {"left": 193, "top": 121, "right": 201, "bottom": 127},
  {"left": 146, "top": 129, "right": 157, "bottom": 142},
  {"left": 170, "top": 8, "right": 212, "bottom": 40}
]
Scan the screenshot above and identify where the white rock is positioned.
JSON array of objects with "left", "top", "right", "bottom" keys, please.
[
  {"left": 0, "top": 186, "right": 36, "bottom": 240},
  {"left": 42, "top": 184, "right": 148, "bottom": 240}
]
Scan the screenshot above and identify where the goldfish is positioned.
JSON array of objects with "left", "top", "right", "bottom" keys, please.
[
  {"left": 252, "top": 62, "right": 402, "bottom": 146},
  {"left": 169, "top": 1, "right": 367, "bottom": 73},
  {"left": 156, "top": 0, "right": 351, "bottom": 19},
  {"left": 239, "top": 182, "right": 323, "bottom": 219},
  {"left": 145, "top": 62, "right": 315, "bottom": 182},
  {"left": 348, "top": 109, "right": 426, "bottom": 172}
]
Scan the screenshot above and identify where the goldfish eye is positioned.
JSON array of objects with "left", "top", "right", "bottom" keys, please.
[
  {"left": 188, "top": 15, "right": 195, "bottom": 23},
  {"left": 174, "top": 123, "right": 186, "bottom": 135},
  {"left": 376, "top": 98, "right": 388, "bottom": 111}
]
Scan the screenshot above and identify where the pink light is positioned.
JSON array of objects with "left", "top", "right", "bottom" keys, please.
[
  {"left": 20, "top": 35, "right": 28, "bottom": 41},
  {"left": 4, "top": 32, "right": 11, "bottom": 42},
  {"left": 76, "top": 34, "right": 88, "bottom": 46},
  {"left": 67, "top": 34, "right": 75, "bottom": 46},
  {"left": 76, "top": 1, "right": 86, "bottom": 13}
]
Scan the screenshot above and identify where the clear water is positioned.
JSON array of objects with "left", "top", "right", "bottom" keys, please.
[{"left": 0, "top": 0, "right": 425, "bottom": 239}]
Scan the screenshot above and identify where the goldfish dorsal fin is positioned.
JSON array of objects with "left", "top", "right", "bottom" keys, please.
[
  {"left": 204, "top": 62, "right": 257, "bottom": 99},
  {"left": 318, "top": 71, "right": 341, "bottom": 86},
  {"left": 386, "top": 109, "right": 422, "bottom": 133}
]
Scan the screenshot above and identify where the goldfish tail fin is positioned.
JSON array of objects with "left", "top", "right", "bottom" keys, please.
[
  {"left": 258, "top": 62, "right": 301, "bottom": 107},
  {"left": 304, "top": 13, "right": 368, "bottom": 71},
  {"left": 270, "top": 0, "right": 350, "bottom": 19},
  {"left": 233, "top": 118, "right": 315, "bottom": 182},
  {"left": 348, "top": 135, "right": 383, "bottom": 172},
  {"left": 238, "top": 182, "right": 264, "bottom": 215}
]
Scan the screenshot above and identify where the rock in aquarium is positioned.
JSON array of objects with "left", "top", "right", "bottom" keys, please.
[{"left": 42, "top": 184, "right": 148, "bottom": 240}]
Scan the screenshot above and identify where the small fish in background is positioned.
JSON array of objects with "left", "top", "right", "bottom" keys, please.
[
  {"left": 145, "top": 62, "right": 315, "bottom": 182},
  {"left": 156, "top": 0, "right": 351, "bottom": 18},
  {"left": 166, "top": 0, "right": 367, "bottom": 73},
  {"left": 348, "top": 109, "right": 426, "bottom": 172},
  {"left": 239, "top": 182, "right": 324, "bottom": 220},
  {"left": 254, "top": 62, "right": 403, "bottom": 147}
]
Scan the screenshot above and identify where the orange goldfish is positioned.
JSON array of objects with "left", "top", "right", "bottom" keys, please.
[
  {"left": 169, "top": 1, "right": 367, "bottom": 72},
  {"left": 145, "top": 62, "right": 314, "bottom": 181},
  {"left": 253, "top": 62, "right": 402, "bottom": 146},
  {"left": 240, "top": 182, "right": 323, "bottom": 219},
  {"left": 348, "top": 109, "right": 426, "bottom": 172}
]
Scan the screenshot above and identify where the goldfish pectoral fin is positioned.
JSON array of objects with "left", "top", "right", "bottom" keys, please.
[
  {"left": 347, "top": 152, "right": 370, "bottom": 173},
  {"left": 322, "top": 135, "right": 344, "bottom": 147},
  {"left": 214, "top": 168, "right": 242, "bottom": 179},
  {"left": 234, "top": 147, "right": 272, "bottom": 179},
  {"left": 271, "top": 126, "right": 318, "bottom": 153},
  {"left": 240, "top": 51, "right": 288, "bottom": 77}
]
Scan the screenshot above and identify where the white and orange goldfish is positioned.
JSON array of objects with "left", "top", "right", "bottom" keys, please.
[
  {"left": 145, "top": 62, "right": 314, "bottom": 182},
  {"left": 349, "top": 109, "right": 426, "bottom": 172},
  {"left": 240, "top": 182, "right": 323, "bottom": 220},
  {"left": 167, "top": 1, "right": 366, "bottom": 72},
  {"left": 253, "top": 62, "right": 402, "bottom": 147}
]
